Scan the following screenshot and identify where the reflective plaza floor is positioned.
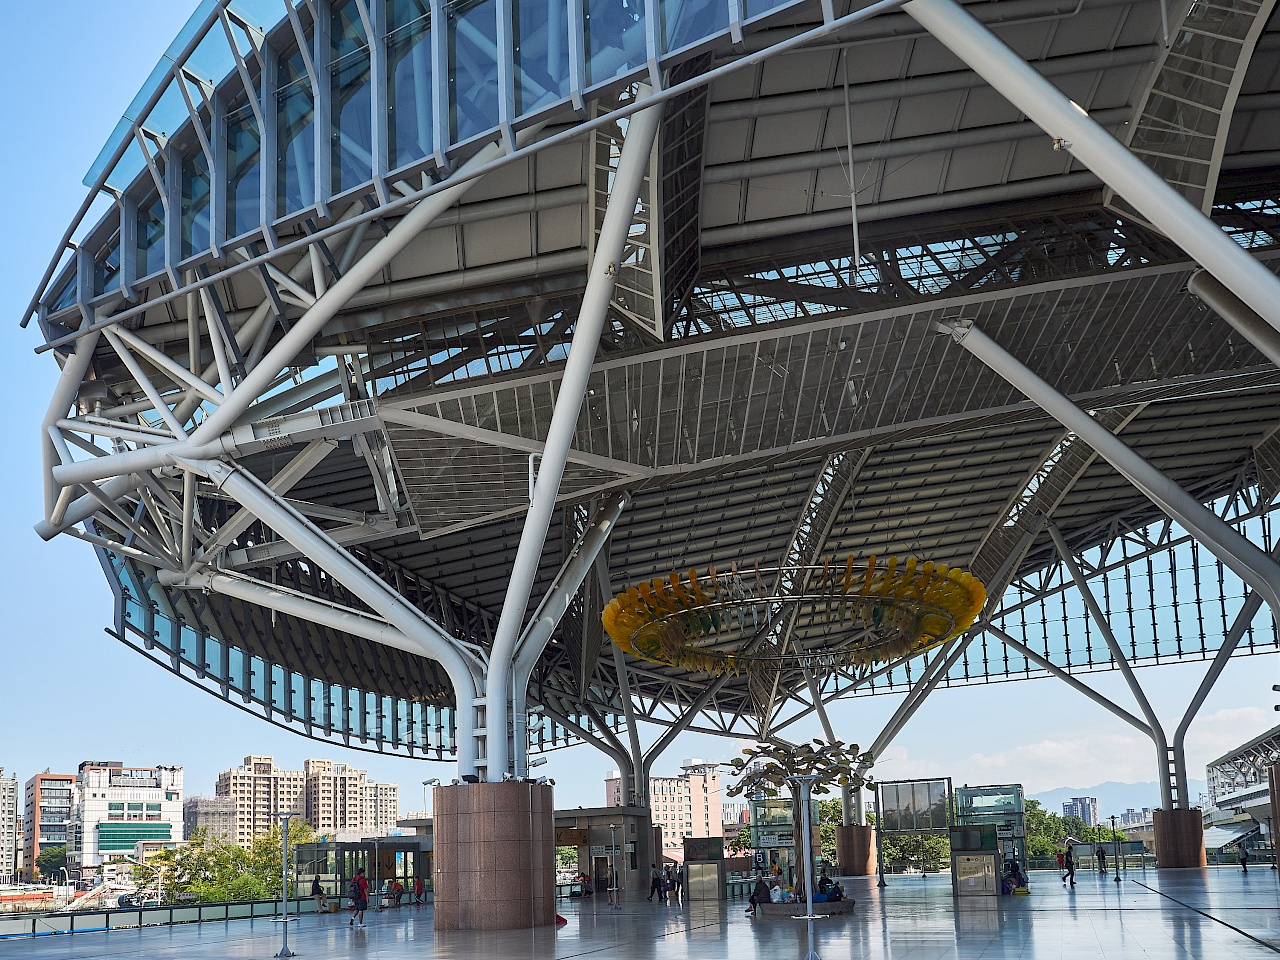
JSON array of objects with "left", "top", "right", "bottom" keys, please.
[{"left": 4, "top": 868, "right": 1279, "bottom": 959}]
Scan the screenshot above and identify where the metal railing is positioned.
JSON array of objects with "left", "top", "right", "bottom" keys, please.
[{"left": 0, "top": 896, "right": 319, "bottom": 940}]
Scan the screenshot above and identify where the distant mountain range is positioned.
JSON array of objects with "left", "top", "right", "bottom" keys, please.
[{"left": 1030, "top": 781, "right": 1209, "bottom": 819}]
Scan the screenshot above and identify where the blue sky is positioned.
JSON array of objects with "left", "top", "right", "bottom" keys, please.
[{"left": 0, "top": 2, "right": 1275, "bottom": 823}]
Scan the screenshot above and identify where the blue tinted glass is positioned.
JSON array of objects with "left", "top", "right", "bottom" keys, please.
[
  {"left": 291, "top": 674, "right": 306, "bottom": 720},
  {"left": 136, "top": 194, "right": 166, "bottom": 277},
  {"left": 49, "top": 273, "right": 78, "bottom": 313},
  {"left": 387, "top": 0, "right": 434, "bottom": 167},
  {"left": 250, "top": 656, "right": 267, "bottom": 701},
  {"left": 449, "top": 0, "right": 500, "bottom": 142},
  {"left": 226, "top": 106, "right": 261, "bottom": 238},
  {"left": 277, "top": 47, "right": 315, "bottom": 217},
  {"left": 743, "top": 0, "right": 790, "bottom": 19},
  {"left": 364, "top": 691, "right": 377, "bottom": 738},
  {"left": 515, "top": 0, "right": 571, "bottom": 114},
  {"left": 228, "top": 648, "right": 247, "bottom": 691},
  {"left": 662, "top": 0, "right": 728, "bottom": 52},
  {"left": 179, "top": 625, "right": 199, "bottom": 665},
  {"left": 94, "top": 238, "right": 121, "bottom": 296},
  {"left": 584, "top": 0, "right": 646, "bottom": 85},
  {"left": 330, "top": 684, "right": 346, "bottom": 730},
  {"left": 332, "top": 1, "right": 373, "bottom": 192},
  {"left": 271, "top": 663, "right": 287, "bottom": 712},
  {"left": 204, "top": 637, "right": 224, "bottom": 678},
  {"left": 181, "top": 149, "right": 211, "bottom": 258}
]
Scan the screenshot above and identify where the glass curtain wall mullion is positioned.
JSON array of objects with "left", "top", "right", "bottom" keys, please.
[
  {"left": 368, "top": 0, "right": 393, "bottom": 199},
  {"left": 259, "top": 42, "right": 280, "bottom": 240}
]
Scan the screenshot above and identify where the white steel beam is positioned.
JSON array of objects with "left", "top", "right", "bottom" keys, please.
[
  {"left": 175, "top": 457, "right": 484, "bottom": 778},
  {"left": 944, "top": 319, "right": 1280, "bottom": 619},
  {"left": 1048, "top": 523, "right": 1173, "bottom": 810},
  {"left": 484, "top": 94, "right": 665, "bottom": 780},
  {"left": 904, "top": 0, "right": 1280, "bottom": 357}
]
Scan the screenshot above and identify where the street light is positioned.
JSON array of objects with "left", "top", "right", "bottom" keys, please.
[
  {"left": 272, "top": 811, "right": 302, "bottom": 959},
  {"left": 1110, "top": 815, "right": 1121, "bottom": 884}
]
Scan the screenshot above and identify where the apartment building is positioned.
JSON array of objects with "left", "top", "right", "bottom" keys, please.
[{"left": 22, "top": 773, "right": 75, "bottom": 880}]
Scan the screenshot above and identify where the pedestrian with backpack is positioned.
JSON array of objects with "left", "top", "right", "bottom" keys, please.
[{"left": 349, "top": 867, "right": 370, "bottom": 927}]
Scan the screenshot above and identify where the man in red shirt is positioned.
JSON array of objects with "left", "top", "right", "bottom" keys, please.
[{"left": 350, "top": 867, "right": 370, "bottom": 928}]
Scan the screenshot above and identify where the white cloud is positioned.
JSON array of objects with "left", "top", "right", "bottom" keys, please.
[
  {"left": 873, "top": 733, "right": 1156, "bottom": 794},
  {"left": 1184, "top": 706, "right": 1273, "bottom": 769}
]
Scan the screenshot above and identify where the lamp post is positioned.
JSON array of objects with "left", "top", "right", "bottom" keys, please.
[
  {"left": 422, "top": 778, "right": 440, "bottom": 816},
  {"left": 607, "top": 823, "right": 622, "bottom": 910},
  {"left": 1110, "top": 815, "right": 1121, "bottom": 884},
  {"left": 1268, "top": 816, "right": 1276, "bottom": 870},
  {"left": 272, "top": 811, "right": 301, "bottom": 959}
]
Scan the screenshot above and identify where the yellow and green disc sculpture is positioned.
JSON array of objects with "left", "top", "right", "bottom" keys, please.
[{"left": 601, "top": 556, "right": 986, "bottom": 677}]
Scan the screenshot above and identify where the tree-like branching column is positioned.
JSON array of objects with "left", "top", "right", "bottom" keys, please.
[
  {"left": 602, "top": 555, "right": 986, "bottom": 677},
  {"left": 726, "top": 739, "right": 874, "bottom": 901}
]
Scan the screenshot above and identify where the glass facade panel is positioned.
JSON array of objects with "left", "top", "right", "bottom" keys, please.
[
  {"left": 584, "top": 0, "right": 646, "bottom": 85},
  {"left": 448, "top": 0, "right": 500, "bottom": 142},
  {"left": 331, "top": 1, "right": 373, "bottom": 193},
  {"left": 743, "top": 0, "right": 790, "bottom": 19},
  {"left": 250, "top": 656, "right": 267, "bottom": 701},
  {"left": 136, "top": 193, "right": 166, "bottom": 278},
  {"left": 181, "top": 149, "right": 212, "bottom": 258},
  {"left": 49, "top": 274, "right": 77, "bottom": 313},
  {"left": 515, "top": 0, "right": 571, "bottom": 114},
  {"left": 387, "top": 0, "right": 434, "bottom": 168},
  {"left": 204, "top": 636, "right": 223, "bottom": 678},
  {"left": 277, "top": 47, "right": 316, "bottom": 217},
  {"left": 662, "top": 0, "right": 728, "bottom": 53},
  {"left": 94, "top": 238, "right": 121, "bottom": 296},
  {"left": 226, "top": 105, "right": 261, "bottom": 238}
]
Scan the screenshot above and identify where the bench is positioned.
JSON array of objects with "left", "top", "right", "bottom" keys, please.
[{"left": 755, "top": 900, "right": 855, "bottom": 919}]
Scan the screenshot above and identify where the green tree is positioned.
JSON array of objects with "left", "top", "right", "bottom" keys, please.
[
  {"left": 1022, "top": 800, "right": 1124, "bottom": 858},
  {"left": 133, "top": 820, "right": 318, "bottom": 904},
  {"left": 35, "top": 845, "right": 67, "bottom": 878}
]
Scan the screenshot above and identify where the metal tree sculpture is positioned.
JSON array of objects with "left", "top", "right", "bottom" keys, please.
[{"left": 726, "top": 739, "right": 874, "bottom": 904}]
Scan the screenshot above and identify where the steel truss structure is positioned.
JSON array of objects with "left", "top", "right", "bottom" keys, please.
[{"left": 20, "top": 0, "right": 1280, "bottom": 817}]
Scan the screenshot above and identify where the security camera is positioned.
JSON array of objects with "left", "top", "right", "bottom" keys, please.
[
  {"left": 502, "top": 773, "right": 514, "bottom": 781},
  {"left": 451, "top": 778, "right": 461, "bottom": 786}
]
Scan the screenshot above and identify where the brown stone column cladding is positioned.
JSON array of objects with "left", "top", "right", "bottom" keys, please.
[
  {"left": 835, "top": 825, "right": 877, "bottom": 876},
  {"left": 1152, "top": 807, "right": 1207, "bottom": 868},
  {"left": 433, "top": 781, "right": 555, "bottom": 930}
]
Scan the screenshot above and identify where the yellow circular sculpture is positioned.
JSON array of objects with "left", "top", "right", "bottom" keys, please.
[{"left": 602, "top": 556, "right": 985, "bottom": 678}]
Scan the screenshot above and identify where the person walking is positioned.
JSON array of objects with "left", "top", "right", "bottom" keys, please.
[
  {"left": 1063, "top": 846, "right": 1076, "bottom": 886},
  {"left": 413, "top": 874, "right": 424, "bottom": 905},
  {"left": 1056, "top": 851, "right": 1065, "bottom": 877},
  {"left": 747, "top": 874, "right": 770, "bottom": 916},
  {"left": 1096, "top": 845, "right": 1107, "bottom": 874},
  {"left": 350, "top": 867, "right": 370, "bottom": 928},
  {"left": 648, "top": 863, "right": 663, "bottom": 901},
  {"left": 1240, "top": 845, "right": 1250, "bottom": 874},
  {"left": 311, "top": 875, "right": 326, "bottom": 913}
]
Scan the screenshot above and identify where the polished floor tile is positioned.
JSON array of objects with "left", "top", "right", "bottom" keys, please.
[{"left": 3, "top": 868, "right": 1278, "bottom": 958}]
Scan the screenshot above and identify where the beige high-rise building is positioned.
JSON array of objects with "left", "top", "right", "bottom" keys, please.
[
  {"left": 364, "top": 782, "right": 400, "bottom": 836},
  {"left": 216, "top": 756, "right": 398, "bottom": 845},
  {"left": 215, "top": 756, "right": 305, "bottom": 847},
  {"left": 606, "top": 759, "right": 723, "bottom": 857},
  {"left": 304, "top": 760, "right": 369, "bottom": 833}
]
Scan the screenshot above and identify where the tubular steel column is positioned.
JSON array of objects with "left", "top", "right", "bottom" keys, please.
[
  {"left": 484, "top": 94, "right": 665, "bottom": 780},
  {"left": 509, "top": 493, "right": 630, "bottom": 776},
  {"left": 1048, "top": 524, "right": 1174, "bottom": 812},
  {"left": 181, "top": 458, "right": 484, "bottom": 778},
  {"left": 944, "top": 320, "right": 1280, "bottom": 619},
  {"left": 904, "top": 0, "right": 1280, "bottom": 352}
]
